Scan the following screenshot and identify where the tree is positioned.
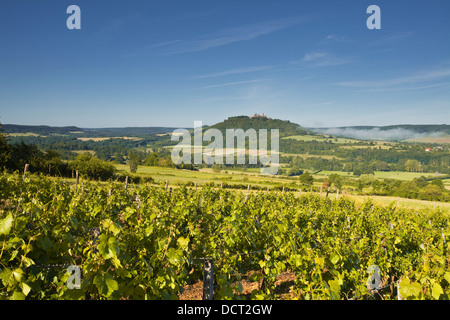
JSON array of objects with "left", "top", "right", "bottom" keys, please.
[
  {"left": 69, "top": 153, "right": 116, "bottom": 180},
  {"left": 395, "top": 181, "right": 419, "bottom": 199},
  {"left": 299, "top": 171, "right": 314, "bottom": 186},
  {"left": 418, "top": 184, "right": 442, "bottom": 201},
  {"left": 287, "top": 166, "right": 302, "bottom": 176},
  {"left": 128, "top": 150, "right": 141, "bottom": 173},
  {"left": 430, "top": 179, "right": 444, "bottom": 190},
  {"left": 0, "top": 123, "right": 12, "bottom": 169},
  {"left": 144, "top": 153, "right": 159, "bottom": 166},
  {"left": 6, "top": 141, "right": 45, "bottom": 172},
  {"left": 356, "top": 180, "right": 364, "bottom": 192},
  {"left": 43, "top": 149, "right": 70, "bottom": 177},
  {"left": 353, "top": 168, "right": 362, "bottom": 177},
  {"left": 328, "top": 173, "right": 343, "bottom": 190},
  {"left": 370, "top": 160, "right": 389, "bottom": 171},
  {"left": 413, "top": 176, "right": 428, "bottom": 189},
  {"left": 405, "top": 159, "right": 419, "bottom": 172}
]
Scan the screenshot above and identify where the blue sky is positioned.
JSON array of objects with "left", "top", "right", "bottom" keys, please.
[{"left": 0, "top": 0, "right": 449, "bottom": 128}]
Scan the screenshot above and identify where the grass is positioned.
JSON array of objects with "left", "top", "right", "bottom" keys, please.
[
  {"left": 342, "top": 193, "right": 450, "bottom": 214},
  {"left": 339, "top": 145, "right": 392, "bottom": 150},
  {"left": 77, "top": 137, "right": 142, "bottom": 141},
  {"left": 115, "top": 164, "right": 300, "bottom": 189},
  {"left": 282, "top": 135, "right": 361, "bottom": 144},
  {"left": 403, "top": 135, "right": 450, "bottom": 144},
  {"left": 280, "top": 153, "right": 343, "bottom": 160},
  {"left": 6, "top": 132, "right": 42, "bottom": 137},
  {"left": 373, "top": 171, "right": 441, "bottom": 180},
  {"left": 312, "top": 170, "right": 442, "bottom": 181},
  {"left": 73, "top": 150, "right": 96, "bottom": 155}
]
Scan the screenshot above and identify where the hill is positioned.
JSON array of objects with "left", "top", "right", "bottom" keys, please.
[
  {"left": 1, "top": 124, "right": 84, "bottom": 135},
  {"left": 81, "top": 127, "right": 182, "bottom": 137},
  {"left": 209, "top": 115, "right": 307, "bottom": 137},
  {"left": 1, "top": 124, "right": 182, "bottom": 137}
]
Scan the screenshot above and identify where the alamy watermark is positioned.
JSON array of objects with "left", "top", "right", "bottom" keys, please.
[
  {"left": 170, "top": 121, "right": 279, "bottom": 175},
  {"left": 65, "top": 4, "right": 381, "bottom": 31},
  {"left": 66, "top": 265, "right": 81, "bottom": 289}
]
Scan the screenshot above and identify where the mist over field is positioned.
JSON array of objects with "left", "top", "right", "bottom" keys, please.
[{"left": 312, "top": 127, "right": 445, "bottom": 141}]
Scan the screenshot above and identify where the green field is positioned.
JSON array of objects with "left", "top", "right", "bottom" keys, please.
[
  {"left": 115, "top": 164, "right": 296, "bottom": 189},
  {"left": 403, "top": 135, "right": 450, "bottom": 144},
  {"left": 342, "top": 193, "right": 450, "bottom": 213},
  {"left": 282, "top": 135, "right": 361, "bottom": 144},
  {"left": 373, "top": 171, "right": 444, "bottom": 180},
  {"left": 313, "top": 170, "right": 442, "bottom": 181}
]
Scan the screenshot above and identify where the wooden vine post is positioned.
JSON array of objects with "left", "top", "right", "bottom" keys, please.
[
  {"left": 202, "top": 258, "right": 214, "bottom": 300},
  {"left": 136, "top": 195, "right": 140, "bottom": 221},
  {"left": 23, "top": 163, "right": 29, "bottom": 181}
]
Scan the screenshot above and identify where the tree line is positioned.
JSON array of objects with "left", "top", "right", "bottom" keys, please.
[{"left": 281, "top": 138, "right": 449, "bottom": 175}]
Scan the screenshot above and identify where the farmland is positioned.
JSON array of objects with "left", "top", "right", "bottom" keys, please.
[
  {"left": 282, "top": 135, "right": 361, "bottom": 144},
  {"left": 1, "top": 118, "right": 449, "bottom": 300}
]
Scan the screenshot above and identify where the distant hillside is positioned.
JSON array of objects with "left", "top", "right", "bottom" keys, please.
[
  {"left": 210, "top": 115, "right": 307, "bottom": 137},
  {"left": 1, "top": 124, "right": 181, "bottom": 137},
  {"left": 82, "top": 127, "right": 181, "bottom": 137},
  {"left": 1, "top": 124, "right": 84, "bottom": 135},
  {"left": 311, "top": 124, "right": 450, "bottom": 141}
]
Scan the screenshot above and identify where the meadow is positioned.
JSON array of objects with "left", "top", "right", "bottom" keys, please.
[{"left": 114, "top": 164, "right": 450, "bottom": 214}]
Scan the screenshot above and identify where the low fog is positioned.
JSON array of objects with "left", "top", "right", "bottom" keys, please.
[{"left": 312, "top": 127, "right": 444, "bottom": 141}]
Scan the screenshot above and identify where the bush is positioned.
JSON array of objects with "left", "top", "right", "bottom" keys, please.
[{"left": 69, "top": 153, "right": 116, "bottom": 181}]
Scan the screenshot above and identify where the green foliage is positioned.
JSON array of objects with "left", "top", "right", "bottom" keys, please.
[
  {"left": 69, "top": 153, "right": 116, "bottom": 181},
  {"left": 128, "top": 150, "right": 142, "bottom": 173},
  {"left": 299, "top": 172, "right": 314, "bottom": 186},
  {"left": 0, "top": 124, "right": 12, "bottom": 169},
  {"left": 210, "top": 116, "right": 307, "bottom": 138},
  {"left": 286, "top": 166, "right": 302, "bottom": 177},
  {"left": 0, "top": 172, "right": 449, "bottom": 300},
  {"left": 144, "top": 153, "right": 159, "bottom": 166},
  {"left": 328, "top": 174, "right": 343, "bottom": 190}
]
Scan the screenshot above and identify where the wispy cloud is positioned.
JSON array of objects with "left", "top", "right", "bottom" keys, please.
[
  {"left": 319, "top": 34, "right": 350, "bottom": 45},
  {"left": 191, "top": 66, "right": 273, "bottom": 79},
  {"left": 337, "top": 67, "right": 450, "bottom": 89},
  {"left": 302, "top": 52, "right": 328, "bottom": 62},
  {"left": 353, "top": 82, "right": 450, "bottom": 93},
  {"left": 293, "top": 51, "right": 351, "bottom": 67},
  {"left": 151, "top": 15, "right": 308, "bottom": 54},
  {"left": 150, "top": 40, "right": 183, "bottom": 49},
  {"left": 195, "top": 79, "right": 267, "bottom": 90}
]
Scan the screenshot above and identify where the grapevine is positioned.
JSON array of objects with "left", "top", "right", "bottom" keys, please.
[{"left": 0, "top": 172, "right": 449, "bottom": 300}]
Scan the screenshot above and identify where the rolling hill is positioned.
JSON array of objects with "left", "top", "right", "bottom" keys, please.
[{"left": 209, "top": 115, "right": 307, "bottom": 137}]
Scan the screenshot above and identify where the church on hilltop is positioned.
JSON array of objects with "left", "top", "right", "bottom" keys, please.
[{"left": 250, "top": 113, "right": 271, "bottom": 119}]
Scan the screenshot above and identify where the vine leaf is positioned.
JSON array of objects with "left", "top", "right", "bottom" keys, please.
[{"left": 0, "top": 213, "right": 13, "bottom": 235}]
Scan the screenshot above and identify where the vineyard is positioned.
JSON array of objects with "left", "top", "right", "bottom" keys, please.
[{"left": 0, "top": 172, "right": 449, "bottom": 300}]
